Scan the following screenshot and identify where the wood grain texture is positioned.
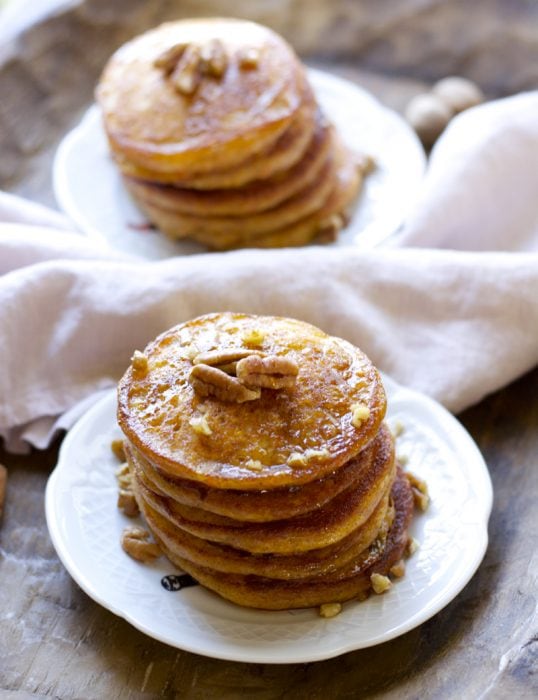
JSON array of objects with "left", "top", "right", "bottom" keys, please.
[{"left": 1, "top": 370, "right": 537, "bottom": 699}]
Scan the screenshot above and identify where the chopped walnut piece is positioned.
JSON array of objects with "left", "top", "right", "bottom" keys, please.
[
  {"left": 117, "top": 489, "right": 139, "bottom": 518},
  {"left": 407, "top": 472, "right": 428, "bottom": 494},
  {"left": 200, "top": 38, "right": 228, "bottom": 78},
  {"left": 189, "top": 414, "right": 212, "bottom": 436},
  {"left": 398, "top": 454, "right": 409, "bottom": 466},
  {"left": 406, "top": 537, "right": 419, "bottom": 556},
  {"left": 319, "top": 602, "right": 342, "bottom": 618},
  {"left": 238, "top": 47, "right": 260, "bottom": 69},
  {"left": 287, "top": 452, "right": 307, "bottom": 468},
  {"left": 171, "top": 44, "right": 201, "bottom": 95},
  {"left": 131, "top": 350, "right": 148, "bottom": 373},
  {"left": 236, "top": 354, "right": 298, "bottom": 389},
  {"left": 115, "top": 463, "right": 132, "bottom": 491},
  {"left": 370, "top": 573, "right": 392, "bottom": 594},
  {"left": 407, "top": 472, "right": 429, "bottom": 511},
  {"left": 390, "top": 560, "right": 406, "bottom": 578},
  {"left": 304, "top": 448, "right": 330, "bottom": 461},
  {"left": 245, "top": 459, "right": 264, "bottom": 472},
  {"left": 0, "top": 463, "right": 6, "bottom": 521},
  {"left": 351, "top": 402, "right": 370, "bottom": 428},
  {"left": 393, "top": 420, "right": 405, "bottom": 437},
  {"left": 121, "top": 526, "right": 161, "bottom": 562},
  {"left": 242, "top": 328, "right": 265, "bottom": 347},
  {"left": 355, "top": 153, "right": 376, "bottom": 176},
  {"left": 189, "top": 364, "right": 261, "bottom": 403}
]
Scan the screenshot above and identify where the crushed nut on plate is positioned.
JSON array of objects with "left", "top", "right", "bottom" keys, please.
[
  {"left": 370, "top": 572, "right": 392, "bottom": 594},
  {"left": 121, "top": 526, "right": 161, "bottom": 562},
  {"left": 117, "top": 489, "right": 140, "bottom": 518},
  {"left": 389, "top": 559, "right": 406, "bottom": 578},
  {"left": 115, "top": 462, "right": 132, "bottom": 490},
  {"left": 406, "top": 537, "right": 419, "bottom": 556},
  {"left": 110, "top": 438, "right": 126, "bottom": 462},
  {"left": 319, "top": 602, "right": 342, "bottom": 618}
]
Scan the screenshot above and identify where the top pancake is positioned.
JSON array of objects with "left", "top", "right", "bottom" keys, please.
[
  {"left": 117, "top": 313, "right": 386, "bottom": 490},
  {"left": 97, "top": 18, "right": 306, "bottom": 176}
]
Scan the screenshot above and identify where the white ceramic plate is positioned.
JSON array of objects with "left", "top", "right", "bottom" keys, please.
[
  {"left": 45, "top": 375, "right": 492, "bottom": 664},
  {"left": 53, "top": 69, "right": 425, "bottom": 260}
]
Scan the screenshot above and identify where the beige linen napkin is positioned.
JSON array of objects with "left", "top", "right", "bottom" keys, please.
[{"left": 1, "top": 93, "right": 537, "bottom": 452}]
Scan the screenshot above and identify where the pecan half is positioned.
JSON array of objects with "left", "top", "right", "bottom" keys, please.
[
  {"left": 121, "top": 526, "right": 161, "bottom": 562},
  {"left": 193, "top": 348, "right": 261, "bottom": 367},
  {"left": 154, "top": 42, "right": 189, "bottom": 74},
  {"left": 171, "top": 44, "right": 201, "bottom": 95},
  {"left": 200, "top": 38, "right": 228, "bottom": 78},
  {"left": 189, "top": 364, "right": 261, "bottom": 403},
  {"left": 236, "top": 354, "right": 298, "bottom": 389}
]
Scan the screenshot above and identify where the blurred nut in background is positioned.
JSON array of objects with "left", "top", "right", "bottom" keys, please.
[
  {"left": 405, "top": 93, "right": 453, "bottom": 148},
  {"left": 432, "top": 76, "right": 484, "bottom": 114}
]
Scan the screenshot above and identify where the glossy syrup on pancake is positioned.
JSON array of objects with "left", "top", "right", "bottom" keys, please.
[
  {"left": 97, "top": 19, "right": 305, "bottom": 175},
  {"left": 126, "top": 422, "right": 378, "bottom": 522},
  {"left": 118, "top": 313, "right": 387, "bottom": 490}
]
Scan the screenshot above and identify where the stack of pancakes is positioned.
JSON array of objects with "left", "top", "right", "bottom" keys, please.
[
  {"left": 117, "top": 313, "right": 415, "bottom": 610},
  {"left": 96, "top": 19, "right": 368, "bottom": 250}
]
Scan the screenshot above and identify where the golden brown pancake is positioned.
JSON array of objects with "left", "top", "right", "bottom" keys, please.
[
  {"left": 136, "top": 487, "right": 391, "bottom": 580},
  {"left": 126, "top": 424, "right": 383, "bottom": 522},
  {"left": 117, "top": 313, "right": 387, "bottom": 490},
  {"left": 113, "top": 83, "right": 318, "bottom": 188},
  {"left": 130, "top": 428, "right": 395, "bottom": 554},
  {"left": 156, "top": 469, "right": 414, "bottom": 609},
  {"left": 124, "top": 116, "right": 333, "bottom": 217},
  {"left": 97, "top": 19, "right": 306, "bottom": 176},
  {"left": 124, "top": 145, "right": 337, "bottom": 238},
  {"left": 185, "top": 139, "right": 363, "bottom": 250},
  {"left": 117, "top": 314, "right": 419, "bottom": 611},
  {"left": 97, "top": 19, "right": 370, "bottom": 250}
]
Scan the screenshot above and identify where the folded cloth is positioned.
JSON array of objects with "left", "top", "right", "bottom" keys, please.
[{"left": 1, "top": 93, "right": 537, "bottom": 453}]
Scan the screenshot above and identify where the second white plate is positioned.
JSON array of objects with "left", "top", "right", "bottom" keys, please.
[
  {"left": 53, "top": 69, "right": 425, "bottom": 260},
  {"left": 45, "top": 375, "right": 491, "bottom": 664}
]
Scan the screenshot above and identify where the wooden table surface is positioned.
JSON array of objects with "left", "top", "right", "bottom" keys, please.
[{"left": 1, "top": 3, "right": 537, "bottom": 697}]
